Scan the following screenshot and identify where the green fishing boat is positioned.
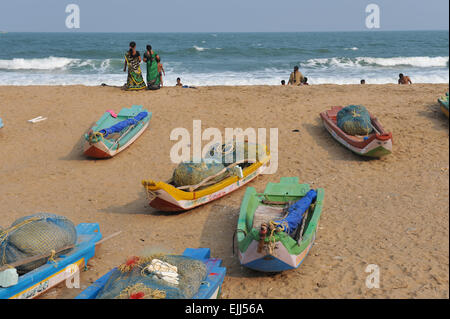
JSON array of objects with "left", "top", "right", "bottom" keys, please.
[{"left": 237, "top": 177, "right": 324, "bottom": 272}]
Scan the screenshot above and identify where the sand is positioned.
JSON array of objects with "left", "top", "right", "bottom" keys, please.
[{"left": 0, "top": 83, "right": 448, "bottom": 299}]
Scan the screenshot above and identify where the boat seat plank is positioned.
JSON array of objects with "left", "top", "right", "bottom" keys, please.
[{"left": 252, "top": 205, "right": 286, "bottom": 229}]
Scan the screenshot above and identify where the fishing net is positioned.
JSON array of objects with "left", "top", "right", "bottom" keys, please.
[
  {"left": 205, "top": 141, "right": 263, "bottom": 165},
  {"left": 172, "top": 160, "right": 228, "bottom": 187},
  {"left": 95, "top": 254, "right": 207, "bottom": 299},
  {"left": 0, "top": 213, "right": 77, "bottom": 274},
  {"left": 337, "top": 105, "right": 373, "bottom": 136}
]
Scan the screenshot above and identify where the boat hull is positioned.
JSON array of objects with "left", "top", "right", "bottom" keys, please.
[
  {"left": 320, "top": 106, "right": 392, "bottom": 158},
  {"left": 239, "top": 233, "right": 316, "bottom": 272},
  {"left": 0, "top": 223, "right": 102, "bottom": 299},
  {"left": 75, "top": 248, "right": 226, "bottom": 299}
]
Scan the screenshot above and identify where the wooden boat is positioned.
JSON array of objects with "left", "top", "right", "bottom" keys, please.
[
  {"left": 438, "top": 93, "right": 449, "bottom": 118},
  {"left": 142, "top": 142, "right": 271, "bottom": 212},
  {"left": 76, "top": 248, "right": 226, "bottom": 299},
  {"left": 83, "top": 105, "right": 151, "bottom": 158},
  {"left": 0, "top": 223, "right": 102, "bottom": 299},
  {"left": 237, "top": 177, "right": 324, "bottom": 272},
  {"left": 320, "top": 106, "right": 393, "bottom": 158}
]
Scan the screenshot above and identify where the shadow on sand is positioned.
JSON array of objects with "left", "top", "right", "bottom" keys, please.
[
  {"left": 198, "top": 203, "right": 284, "bottom": 279},
  {"left": 417, "top": 102, "right": 449, "bottom": 131},
  {"left": 302, "top": 119, "right": 378, "bottom": 162}
]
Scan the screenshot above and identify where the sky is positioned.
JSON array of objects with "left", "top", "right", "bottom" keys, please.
[{"left": 0, "top": 0, "right": 448, "bottom": 32}]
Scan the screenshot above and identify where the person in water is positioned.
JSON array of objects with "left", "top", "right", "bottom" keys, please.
[
  {"left": 143, "top": 45, "right": 161, "bottom": 90},
  {"left": 123, "top": 41, "right": 146, "bottom": 91},
  {"left": 281, "top": 80, "right": 286, "bottom": 86},
  {"left": 398, "top": 73, "right": 412, "bottom": 85},
  {"left": 288, "top": 66, "right": 304, "bottom": 86},
  {"left": 156, "top": 56, "right": 165, "bottom": 87},
  {"left": 176, "top": 77, "right": 183, "bottom": 87}
]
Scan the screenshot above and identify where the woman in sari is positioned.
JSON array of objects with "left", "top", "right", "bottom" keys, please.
[
  {"left": 143, "top": 45, "right": 161, "bottom": 90},
  {"left": 123, "top": 41, "right": 146, "bottom": 91}
]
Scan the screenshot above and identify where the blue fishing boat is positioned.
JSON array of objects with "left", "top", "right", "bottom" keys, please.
[
  {"left": 0, "top": 223, "right": 102, "bottom": 299},
  {"left": 84, "top": 105, "right": 152, "bottom": 158},
  {"left": 76, "top": 248, "right": 226, "bottom": 299}
]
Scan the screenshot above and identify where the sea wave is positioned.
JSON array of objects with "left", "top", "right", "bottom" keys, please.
[
  {"left": 304, "top": 56, "right": 449, "bottom": 68},
  {"left": 0, "top": 57, "right": 77, "bottom": 70}
]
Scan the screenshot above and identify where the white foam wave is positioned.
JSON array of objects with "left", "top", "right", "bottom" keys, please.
[
  {"left": 305, "top": 56, "right": 449, "bottom": 68},
  {"left": 193, "top": 45, "right": 208, "bottom": 52},
  {"left": 0, "top": 56, "right": 78, "bottom": 70}
]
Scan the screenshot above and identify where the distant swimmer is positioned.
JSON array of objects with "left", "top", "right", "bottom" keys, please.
[
  {"left": 288, "top": 66, "right": 304, "bottom": 86},
  {"left": 281, "top": 80, "right": 286, "bottom": 86},
  {"left": 398, "top": 73, "right": 412, "bottom": 85}
]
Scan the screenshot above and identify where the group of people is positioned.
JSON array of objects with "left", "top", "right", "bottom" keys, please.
[
  {"left": 281, "top": 66, "right": 309, "bottom": 86},
  {"left": 124, "top": 41, "right": 183, "bottom": 91},
  {"left": 282, "top": 66, "right": 413, "bottom": 86}
]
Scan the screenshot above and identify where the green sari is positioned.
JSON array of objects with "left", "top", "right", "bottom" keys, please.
[
  {"left": 124, "top": 52, "right": 146, "bottom": 91},
  {"left": 145, "top": 51, "right": 160, "bottom": 88}
]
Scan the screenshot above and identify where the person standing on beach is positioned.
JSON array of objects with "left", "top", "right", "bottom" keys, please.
[
  {"left": 398, "top": 73, "right": 412, "bottom": 84},
  {"left": 288, "top": 66, "right": 304, "bottom": 86},
  {"left": 123, "top": 42, "right": 146, "bottom": 91},
  {"left": 143, "top": 45, "right": 161, "bottom": 90},
  {"left": 156, "top": 56, "right": 165, "bottom": 87}
]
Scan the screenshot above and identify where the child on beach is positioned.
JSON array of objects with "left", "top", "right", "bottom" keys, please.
[
  {"left": 281, "top": 80, "right": 286, "bottom": 85},
  {"left": 398, "top": 73, "right": 412, "bottom": 84},
  {"left": 301, "top": 77, "right": 309, "bottom": 85},
  {"left": 176, "top": 77, "right": 183, "bottom": 87},
  {"left": 156, "top": 56, "right": 165, "bottom": 87}
]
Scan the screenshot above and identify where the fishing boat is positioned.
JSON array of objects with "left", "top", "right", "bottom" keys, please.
[
  {"left": 320, "top": 106, "right": 393, "bottom": 157},
  {"left": 438, "top": 93, "right": 449, "bottom": 118},
  {"left": 0, "top": 223, "right": 102, "bottom": 299},
  {"left": 142, "top": 142, "right": 271, "bottom": 212},
  {"left": 237, "top": 177, "right": 324, "bottom": 272},
  {"left": 76, "top": 248, "right": 226, "bottom": 299},
  {"left": 83, "top": 105, "right": 151, "bottom": 158}
]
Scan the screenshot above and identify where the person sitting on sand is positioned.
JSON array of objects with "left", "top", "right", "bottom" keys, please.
[
  {"left": 281, "top": 80, "right": 286, "bottom": 86},
  {"left": 176, "top": 77, "right": 183, "bottom": 87},
  {"left": 156, "top": 56, "right": 165, "bottom": 87},
  {"left": 123, "top": 42, "right": 146, "bottom": 91},
  {"left": 288, "top": 66, "right": 304, "bottom": 86},
  {"left": 301, "top": 77, "right": 309, "bottom": 85},
  {"left": 360, "top": 79, "right": 366, "bottom": 84},
  {"left": 398, "top": 73, "right": 412, "bottom": 85},
  {"left": 143, "top": 45, "right": 161, "bottom": 90}
]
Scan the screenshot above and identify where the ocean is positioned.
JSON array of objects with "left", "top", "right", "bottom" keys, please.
[{"left": 0, "top": 31, "right": 448, "bottom": 86}]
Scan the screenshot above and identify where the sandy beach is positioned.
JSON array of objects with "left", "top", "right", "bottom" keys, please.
[{"left": 0, "top": 83, "right": 448, "bottom": 299}]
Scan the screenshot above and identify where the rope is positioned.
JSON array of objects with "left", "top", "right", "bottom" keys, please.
[{"left": 88, "top": 131, "right": 104, "bottom": 144}]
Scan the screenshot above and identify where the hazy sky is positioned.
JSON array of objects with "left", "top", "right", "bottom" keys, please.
[{"left": 0, "top": 0, "right": 448, "bottom": 32}]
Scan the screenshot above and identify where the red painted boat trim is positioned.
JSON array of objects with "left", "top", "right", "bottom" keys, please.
[{"left": 83, "top": 146, "right": 111, "bottom": 159}]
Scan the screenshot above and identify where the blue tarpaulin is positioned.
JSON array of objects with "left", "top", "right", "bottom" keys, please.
[
  {"left": 99, "top": 111, "right": 148, "bottom": 137},
  {"left": 273, "top": 189, "right": 317, "bottom": 235}
]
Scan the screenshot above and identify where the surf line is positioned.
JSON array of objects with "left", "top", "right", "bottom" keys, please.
[{"left": 185, "top": 303, "right": 220, "bottom": 317}]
